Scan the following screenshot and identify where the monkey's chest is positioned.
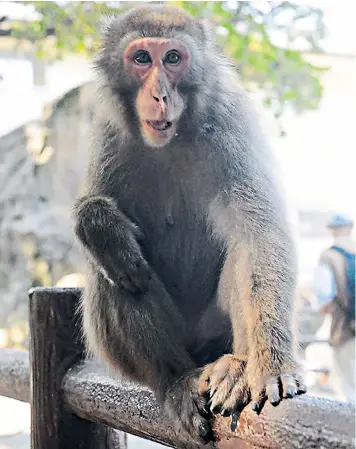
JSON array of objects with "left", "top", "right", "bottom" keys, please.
[
  {"left": 117, "top": 154, "right": 224, "bottom": 317},
  {"left": 144, "top": 211, "right": 223, "bottom": 317},
  {"left": 127, "top": 185, "right": 223, "bottom": 317}
]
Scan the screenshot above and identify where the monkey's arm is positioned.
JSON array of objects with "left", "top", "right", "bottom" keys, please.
[
  {"left": 208, "top": 178, "right": 306, "bottom": 414},
  {"left": 236, "top": 204, "right": 304, "bottom": 409}
]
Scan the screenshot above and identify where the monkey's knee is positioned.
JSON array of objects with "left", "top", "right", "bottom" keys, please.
[{"left": 74, "top": 195, "right": 117, "bottom": 238}]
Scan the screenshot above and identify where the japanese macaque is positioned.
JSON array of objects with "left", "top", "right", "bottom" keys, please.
[{"left": 73, "top": 4, "right": 306, "bottom": 444}]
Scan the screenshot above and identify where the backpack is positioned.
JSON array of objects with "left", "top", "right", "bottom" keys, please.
[{"left": 330, "top": 245, "right": 355, "bottom": 324}]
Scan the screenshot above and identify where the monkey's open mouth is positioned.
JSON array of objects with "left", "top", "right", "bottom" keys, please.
[
  {"left": 146, "top": 120, "right": 173, "bottom": 131},
  {"left": 142, "top": 120, "right": 177, "bottom": 145}
]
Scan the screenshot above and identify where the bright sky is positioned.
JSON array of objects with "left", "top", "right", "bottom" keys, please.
[{"left": 312, "top": 0, "right": 355, "bottom": 55}]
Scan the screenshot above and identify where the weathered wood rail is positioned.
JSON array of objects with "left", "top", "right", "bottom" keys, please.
[{"left": 0, "top": 287, "right": 355, "bottom": 449}]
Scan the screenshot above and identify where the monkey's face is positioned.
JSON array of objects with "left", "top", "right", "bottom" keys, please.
[{"left": 123, "top": 38, "right": 190, "bottom": 148}]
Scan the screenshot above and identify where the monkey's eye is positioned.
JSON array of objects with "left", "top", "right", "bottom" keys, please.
[
  {"left": 134, "top": 50, "right": 151, "bottom": 65},
  {"left": 164, "top": 50, "right": 180, "bottom": 65}
]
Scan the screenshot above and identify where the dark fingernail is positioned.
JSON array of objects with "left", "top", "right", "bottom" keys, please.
[
  {"left": 252, "top": 402, "right": 259, "bottom": 412},
  {"left": 287, "top": 387, "right": 296, "bottom": 398},
  {"left": 212, "top": 405, "right": 221, "bottom": 415},
  {"left": 231, "top": 412, "right": 240, "bottom": 432},
  {"left": 222, "top": 408, "right": 231, "bottom": 417},
  {"left": 203, "top": 405, "right": 211, "bottom": 415},
  {"left": 270, "top": 394, "right": 280, "bottom": 406}
]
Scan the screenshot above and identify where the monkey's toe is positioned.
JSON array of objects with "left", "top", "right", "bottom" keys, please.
[
  {"left": 186, "top": 408, "right": 214, "bottom": 444},
  {"left": 166, "top": 400, "right": 213, "bottom": 444},
  {"left": 174, "top": 401, "right": 213, "bottom": 444}
]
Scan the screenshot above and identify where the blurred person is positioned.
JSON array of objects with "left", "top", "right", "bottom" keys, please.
[{"left": 313, "top": 215, "right": 355, "bottom": 402}]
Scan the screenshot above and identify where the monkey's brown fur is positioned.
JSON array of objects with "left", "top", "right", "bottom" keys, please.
[{"left": 73, "top": 4, "right": 306, "bottom": 444}]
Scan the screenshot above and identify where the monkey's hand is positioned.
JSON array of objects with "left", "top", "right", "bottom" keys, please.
[
  {"left": 163, "top": 370, "right": 214, "bottom": 444},
  {"left": 199, "top": 355, "right": 307, "bottom": 429},
  {"left": 248, "top": 367, "right": 307, "bottom": 414},
  {"left": 74, "top": 195, "right": 152, "bottom": 294},
  {"left": 199, "top": 355, "right": 250, "bottom": 431}
]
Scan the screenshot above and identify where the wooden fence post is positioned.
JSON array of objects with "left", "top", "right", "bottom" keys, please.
[{"left": 29, "top": 287, "right": 124, "bottom": 449}]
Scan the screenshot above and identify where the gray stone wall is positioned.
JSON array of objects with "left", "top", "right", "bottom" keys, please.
[{"left": 0, "top": 83, "right": 95, "bottom": 328}]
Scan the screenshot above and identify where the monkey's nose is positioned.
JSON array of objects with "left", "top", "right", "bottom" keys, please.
[{"left": 153, "top": 95, "right": 167, "bottom": 104}]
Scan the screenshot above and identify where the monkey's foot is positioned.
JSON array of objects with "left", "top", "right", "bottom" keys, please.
[
  {"left": 250, "top": 370, "right": 307, "bottom": 413},
  {"left": 199, "top": 355, "right": 250, "bottom": 427},
  {"left": 164, "top": 371, "right": 214, "bottom": 444}
]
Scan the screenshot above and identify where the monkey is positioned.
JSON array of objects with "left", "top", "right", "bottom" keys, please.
[{"left": 73, "top": 4, "right": 307, "bottom": 444}]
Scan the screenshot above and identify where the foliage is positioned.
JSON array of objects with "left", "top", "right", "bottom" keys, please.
[{"left": 3, "top": 1, "right": 328, "bottom": 120}]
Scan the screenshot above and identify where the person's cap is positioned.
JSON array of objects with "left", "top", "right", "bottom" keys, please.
[{"left": 327, "top": 214, "right": 354, "bottom": 228}]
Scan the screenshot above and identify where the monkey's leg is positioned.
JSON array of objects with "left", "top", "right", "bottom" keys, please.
[
  {"left": 230, "top": 230, "right": 307, "bottom": 413},
  {"left": 84, "top": 271, "right": 214, "bottom": 444},
  {"left": 207, "top": 198, "right": 307, "bottom": 419},
  {"left": 74, "top": 195, "right": 152, "bottom": 294}
]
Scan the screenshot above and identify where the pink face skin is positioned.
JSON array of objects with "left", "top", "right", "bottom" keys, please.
[{"left": 123, "top": 38, "right": 191, "bottom": 147}]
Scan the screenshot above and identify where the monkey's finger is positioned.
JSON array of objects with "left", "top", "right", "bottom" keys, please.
[
  {"left": 209, "top": 377, "right": 235, "bottom": 413},
  {"left": 281, "top": 373, "right": 297, "bottom": 398},
  {"left": 295, "top": 375, "right": 307, "bottom": 395},
  {"left": 229, "top": 390, "right": 250, "bottom": 431},
  {"left": 297, "top": 384, "right": 308, "bottom": 395},
  {"left": 265, "top": 376, "right": 281, "bottom": 406},
  {"left": 221, "top": 381, "right": 250, "bottom": 415},
  {"left": 209, "top": 398, "right": 222, "bottom": 415},
  {"left": 194, "top": 394, "right": 212, "bottom": 418},
  {"left": 230, "top": 410, "right": 241, "bottom": 432},
  {"left": 209, "top": 365, "right": 234, "bottom": 398},
  {"left": 251, "top": 387, "right": 267, "bottom": 414}
]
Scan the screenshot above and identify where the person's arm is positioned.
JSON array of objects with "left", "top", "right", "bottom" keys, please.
[{"left": 313, "top": 263, "right": 337, "bottom": 313}]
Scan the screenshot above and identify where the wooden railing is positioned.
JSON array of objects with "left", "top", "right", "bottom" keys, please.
[{"left": 0, "top": 288, "right": 355, "bottom": 449}]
